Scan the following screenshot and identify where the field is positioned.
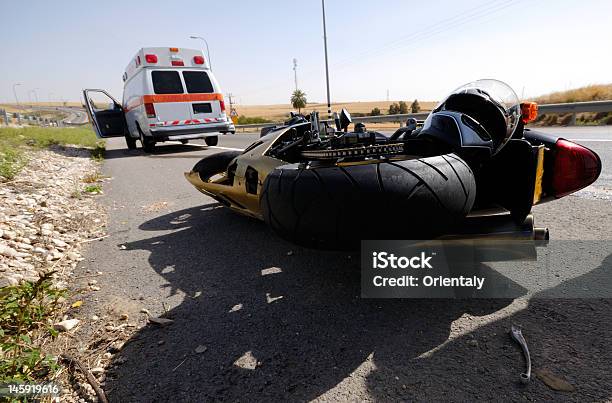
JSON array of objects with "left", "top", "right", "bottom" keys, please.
[
  {"left": 532, "top": 84, "right": 612, "bottom": 104},
  {"left": 234, "top": 100, "right": 437, "bottom": 121}
]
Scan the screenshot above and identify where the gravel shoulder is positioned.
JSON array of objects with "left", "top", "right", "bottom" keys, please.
[{"left": 0, "top": 145, "right": 109, "bottom": 401}]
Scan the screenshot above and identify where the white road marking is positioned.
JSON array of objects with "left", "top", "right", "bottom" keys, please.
[
  {"left": 208, "top": 146, "right": 245, "bottom": 151},
  {"left": 165, "top": 140, "right": 244, "bottom": 152}
]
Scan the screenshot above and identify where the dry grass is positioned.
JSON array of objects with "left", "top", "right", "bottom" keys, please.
[
  {"left": 532, "top": 84, "right": 612, "bottom": 104},
  {"left": 234, "top": 100, "right": 437, "bottom": 121}
]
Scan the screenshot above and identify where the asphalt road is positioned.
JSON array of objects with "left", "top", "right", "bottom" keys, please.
[{"left": 77, "top": 127, "right": 612, "bottom": 402}]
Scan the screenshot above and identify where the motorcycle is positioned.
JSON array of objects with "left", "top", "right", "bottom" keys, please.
[{"left": 185, "top": 80, "right": 601, "bottom": 249}]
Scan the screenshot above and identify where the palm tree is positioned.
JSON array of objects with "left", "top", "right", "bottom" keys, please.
[{"left": 291, "top": 90, "right": 307, "bottom": 114}]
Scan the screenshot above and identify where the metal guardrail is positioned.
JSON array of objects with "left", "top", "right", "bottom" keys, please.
[
  {"left": 537, "top": 100, "right": 612, "bottom": 114},
  {"left": 234, "top": 100, "right": 612, "bottom": 131}
]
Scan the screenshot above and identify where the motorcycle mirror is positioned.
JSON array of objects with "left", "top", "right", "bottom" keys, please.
[
  {"left": 333, "top": 112, "right": 341, "bottom": 131},
  {"left": 405, "top": 118, "right": 417, "bottom": 131},
  {"left": 310, "top": 111, "right": 320, "bottom": 133},
  {"left": 339, "top": 108, "right": 352, "bottom": 132}
]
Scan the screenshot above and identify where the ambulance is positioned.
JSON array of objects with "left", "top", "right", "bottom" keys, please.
[{"left": 83, "top": 47, "right": 235, "bottom": 152}]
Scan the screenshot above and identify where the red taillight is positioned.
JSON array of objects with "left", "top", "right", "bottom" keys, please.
[
  {"left": 144, "top": 103, "right": 156, "bottom": 118},
  {"left": 145, "top": 54, "right": 158, "bottom": 63},
  {"left": 193, "top": 56, "right": 205, "bottom": 65},
  {"left": 219, "top": 100, "right": 225, "bottom": 112},
  {"left": 171, "top": 60, "right": 184, "bottom": 66},
  {"left": 551, "top": 139, "right": 601, "bottom": 197}
]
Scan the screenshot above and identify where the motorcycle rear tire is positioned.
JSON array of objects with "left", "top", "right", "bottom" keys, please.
[{"left": 261, "top": 153, "right": 476, "bottom": 249}]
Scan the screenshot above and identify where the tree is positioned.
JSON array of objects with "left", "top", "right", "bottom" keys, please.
[
  {"left": 291, "top": 90, "right": 307, "bottom": 113},
  {"left": 411, "top": 99, "right": 421, "bottom": 113},
  {"left": 388, "top": 103, "right": 399, "bottom": 115},
  {"left": 370, "top": 107, "right": 381, "bottom": 116},
  {"left": 398, "top": 101, "right": 408, "bottom": 114}
]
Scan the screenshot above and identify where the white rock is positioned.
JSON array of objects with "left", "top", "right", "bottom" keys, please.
[
  {"left": 54, "top": 319, "right": 80, "bottom": 332},
  {"left": 17, "top": 243, "right": 33, "bottom": 251},
  {"left": 33, "top": 247, "right": 48, "bottom": 255},
  {"left": 0, "top": 244, "right": 28, "bottom": 258},
  {"left": 52, "top": 238, "right": 68, "bottom": 248},
  {"left": 2, "top": 230, "right": 16, "bottom": 240},
  {"left": 66, "top": 252, "right": 80, "bottom": 261}
]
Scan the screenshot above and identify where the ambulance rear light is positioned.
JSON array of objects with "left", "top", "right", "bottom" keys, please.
[
  {"left": 193, "top": 56, "right": 205, "bottom": 65},
  {"left": 145, "top": 54, "right": 158, "bottom": 63},
  {"left": 144, "top": 103, "right": 156, "bottom": 118},
  {"left": 169, "top": 47, "right": 179, "bottom": 52},
  {"left": 219, "top": 100, "right": 226, "bottom": 112},
  {"left": 171, "top": 60, "right": 185, "bottom": 67}
]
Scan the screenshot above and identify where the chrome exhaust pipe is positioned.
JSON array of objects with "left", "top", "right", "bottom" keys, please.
[
  {"left": 534, "top": 227, "right": 549, "bottom": 241},
  {"left": 441, "top": 214, "right": 542, "bottom": 241}
]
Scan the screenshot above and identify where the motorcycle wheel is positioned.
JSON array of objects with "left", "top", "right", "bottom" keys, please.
[
  {"left": 261, "top": 153, "right": 476, "bottom": 249},
  {"left": 192, "top": 151, "right": 241, "bottom": 181}
]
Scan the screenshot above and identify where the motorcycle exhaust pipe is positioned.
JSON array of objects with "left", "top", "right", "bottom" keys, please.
[
  {"left": 533, "top": 227, "right": 549, "bottom": 241},
  {"left": 442, "top": 214, "right": 548, "bottom": 242},
  {"left": 437, "top": 214, "right": 549, "bottom": 262}
]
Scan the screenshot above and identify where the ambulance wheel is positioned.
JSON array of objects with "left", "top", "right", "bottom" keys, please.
[
  {"left": 138, "top": 127, "right": 155, "bottom": 153},
  {"left": 125, "top": 135, "right": 137, "bottom": 150},
  {"left": 205, "top": 136, "right": 218, "bottom": 146}
]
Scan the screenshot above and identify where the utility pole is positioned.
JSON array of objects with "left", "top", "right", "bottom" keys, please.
[
  {"left": 321, "top": 0, "right": 331, "bottom": 119},
  {"left": 293, "top": 58, "right": 298, "bottom": 92},
  {"left": 13, "top": 83, "right": 22, "bottom": 108},
  {"left": 386, "top": 89, "right": 389, "bottom": 102}
]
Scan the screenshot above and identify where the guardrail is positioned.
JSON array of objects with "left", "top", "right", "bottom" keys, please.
[
  {"left": 234, "top": 100, "right": 612, "bottom": 132},
  {"left": 0, "top": 108, "right": 64, "bottom": 127}
]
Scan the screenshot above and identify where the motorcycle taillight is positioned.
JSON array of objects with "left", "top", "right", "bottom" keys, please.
[{"left": 552, "top": 139, "right": 601, "bottom": 198}]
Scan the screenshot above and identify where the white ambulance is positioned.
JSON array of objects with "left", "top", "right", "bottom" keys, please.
[{"left": 83, "top": 47, "right": 235, "bottom": 152}]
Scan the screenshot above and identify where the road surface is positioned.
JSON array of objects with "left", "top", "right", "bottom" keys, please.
[{"left": 76, "top": 127, "right": 612, "bottom": 402}]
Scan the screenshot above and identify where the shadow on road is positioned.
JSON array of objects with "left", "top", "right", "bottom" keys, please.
[
  {"left": 102, "top": 143, "right": 211, "bottom": 160},
  {"left": 104, "top": 205, "right": 519, "bottom": 402}
]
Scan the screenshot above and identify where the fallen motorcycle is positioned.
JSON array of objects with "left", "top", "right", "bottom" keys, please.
[{"left": 185, "top": 80, "right": 601, "bottom": 249}]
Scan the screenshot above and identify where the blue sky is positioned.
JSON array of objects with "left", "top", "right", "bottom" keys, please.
[{"left": 1, "top": 0, "right": 611, "bottom": 105}]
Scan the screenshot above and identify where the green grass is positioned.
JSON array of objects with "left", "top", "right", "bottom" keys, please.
[
  {"left": 236, "top": 115, "right": 272, "bottom": 125},
  {"left": 0, "top": 126, "right": 99, "bottom": 149},
  {"left": 84, "top": 184, "right": 102, "bottom": 193},
  {"left": 0, "top": 146, "right": 27, "bottom": 180},
  {"left": 0, "top": 273, "right": 66, "bottom": 384},
  {"left": 0, "top": 127, "right": 104, "bottom": 180}
]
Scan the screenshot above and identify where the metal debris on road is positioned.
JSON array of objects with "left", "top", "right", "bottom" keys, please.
[{"left": 510, "top": 325, "right": 531, "bottom": 384}]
